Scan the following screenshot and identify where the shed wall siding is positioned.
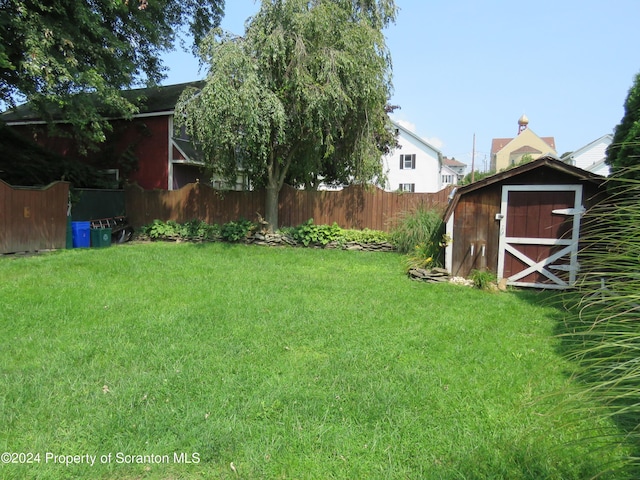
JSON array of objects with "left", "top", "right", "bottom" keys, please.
[{"left": 451, "top": 185, "right": 500, "bottom": 277}]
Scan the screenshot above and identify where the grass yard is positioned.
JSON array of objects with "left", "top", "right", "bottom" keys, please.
[{"left": 0, "top": 242, "right": 631, "bottom": 479}]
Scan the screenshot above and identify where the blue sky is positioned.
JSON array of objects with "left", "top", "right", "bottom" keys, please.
[{"left": 161, "top": 0, "right": 640, "bottom": 171}]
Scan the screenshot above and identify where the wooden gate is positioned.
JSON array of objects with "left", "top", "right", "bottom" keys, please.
[{"left": 497, "top": 185, "right": 583, "bottom": 289}]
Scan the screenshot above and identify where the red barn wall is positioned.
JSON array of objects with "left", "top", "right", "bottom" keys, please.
[
  {"left": 8, "top": 115, "right": 171, "bottom": 190},
  {"left": 115, "top": 116, "right": 169, "bottom": 190}
]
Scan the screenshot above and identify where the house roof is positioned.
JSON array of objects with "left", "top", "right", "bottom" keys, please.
[
  {"left": 443, "top": 157, "right": 466, "bottom": 167},
  {"left": 173, "top": 137, "right": 204, "bottom": 163},
  {"left": 443, "top": 155, "right": 605, "bottom": 222},
  {"left": 441, "top": 163, "right": 458, "bottom": 176},
  {"left": 392, "top": 120, "right": 443, "bottom": 158},
  {"left": 565, "top": 134, "right": 613, "bottom": 160},
  {"left": 585, "top": 157, "right": 610, "bottom": 175},
  {"left": 1, "top": 81, "right": 205, "bottom": 123},
  {"left": 491, "top": 134, "right": 556, "bottom": 155},
  {"left": 510, "top": 145, "right": 542, "bottom": 155},
  {"left": 491, "top": 137, "right": 513, "bottom": 154},
  {"left": 124, "top": 81, "right": 205, "bottom": 115}
]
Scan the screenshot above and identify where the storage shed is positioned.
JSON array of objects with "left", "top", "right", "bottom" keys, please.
[{"left": 443, "top": 156, "right": 606, "bottom": 289}]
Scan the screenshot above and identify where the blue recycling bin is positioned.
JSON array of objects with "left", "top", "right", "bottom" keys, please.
[{"left": 71, "top": 221, "right": 91, "bottom": 248}]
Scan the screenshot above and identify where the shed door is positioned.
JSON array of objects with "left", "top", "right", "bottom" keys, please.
[{"left": 497, "top": 185, "right": 583, "bottom": 289}]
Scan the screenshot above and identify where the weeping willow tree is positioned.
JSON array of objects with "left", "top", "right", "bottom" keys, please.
[
  {"left": 559, "top": 166, "right": 640, "bottom": 476},
  {"left": 175, "top": 0, "right": 397, "bottom": 229}
]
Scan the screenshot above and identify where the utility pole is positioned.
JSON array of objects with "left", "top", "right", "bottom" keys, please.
[{"left": 471, "top": 133, "right": 476, "bottom": 183}]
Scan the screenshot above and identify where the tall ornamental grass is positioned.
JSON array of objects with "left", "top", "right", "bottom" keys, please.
[
  {"left": 389, "top": 206, "right": 446, "bottom": 268},
  {"left": 560, "top": 166, "right": 640, "bottom": 476}
]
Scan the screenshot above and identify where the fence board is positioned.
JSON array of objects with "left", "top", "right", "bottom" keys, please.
[
  {"left": 125, "top": 183, "right": 454, "bottom": 232},
  {"left": 0, "top": 180, "right": 70, "bottom": 254}
]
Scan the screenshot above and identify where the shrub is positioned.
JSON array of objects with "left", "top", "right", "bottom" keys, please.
[
  {"left": 340, "top": 228, "right": 390, "bottom": 244},
  {"left": 181, "top": 219, "right": 220, "bottom": 241},
  {"left": 142, "top": 219, "right": 182, "bottom": 239},
  {"left": 142, "top": 219, "right": 220, "bottom": 241},
  {"left": 290, "top": 219, "right": 342, "bottom": 246},
  {"left": 220, "top": 219, "right": 255, "bottom": 242},
  {"left": 141, "top": 219, "right": 392, "bottom": 249}
]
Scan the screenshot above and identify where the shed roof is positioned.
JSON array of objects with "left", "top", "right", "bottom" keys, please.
[{"left": 443, "top": 156, "right": 605, "bottom": 221}]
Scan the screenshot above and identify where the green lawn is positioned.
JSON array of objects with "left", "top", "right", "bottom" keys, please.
[{"left": 0, "top": 242, "right": 631, "bottom": 479}]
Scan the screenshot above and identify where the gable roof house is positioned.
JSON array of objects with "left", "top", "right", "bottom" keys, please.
[
  {"left": 443, "top": 157, "right": 467, "bottom": 183},
  {"left": 1, "top": 82, "right": 248, "bottom": 191},
  {"left": 562, "top": 134, "right": 613, "bottom": 177},
  {"left": 383, "top": 121, "right": 455, "bottom": 193},
  {"left": 490, "top": 115, "right": 557, "bottom": 172}
]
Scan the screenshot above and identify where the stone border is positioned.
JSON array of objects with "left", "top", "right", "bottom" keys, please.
[
  {"left": 248, "top": 232, "right": 395, "bottom": 252},
  {"left": 134, "top": 231, "right": 396, "bottom": 252}
]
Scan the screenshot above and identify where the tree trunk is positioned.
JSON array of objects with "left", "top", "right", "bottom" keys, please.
[{"left": 265, "top": 184, "right": 279, "bottom": 232}]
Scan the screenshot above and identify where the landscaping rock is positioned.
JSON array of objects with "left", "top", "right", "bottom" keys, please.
[
  {"left": 408, "top": 267, "right": 451, "bottom": 283},
  {"left": 449, "top": 276, "right": 474, "bottom": 287},
  {"left": 340, "top": 241, "right": 395, "bottom": 252},
  {"left": 243, "top": 232, "right": 395, "bottom": 252}
]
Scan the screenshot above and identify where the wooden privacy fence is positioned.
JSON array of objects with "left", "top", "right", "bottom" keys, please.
[
  {"left": 125, "top": 183, "right": 454, "bottom": 231},
  {"left": 0, "top": 180, "right": 70, "bottom": 254}
]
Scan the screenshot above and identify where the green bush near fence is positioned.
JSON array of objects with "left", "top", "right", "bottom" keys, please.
[
  {"left": 139, "top": 215, "right": 451, "bottom": 273},
  {"left": 141, "top": 219, "right": 221, "bottom": 241},
  {"left": 139, "top": 219, "right": 391, "bottom": 247},
  {"left": 220, "top": 219, "right": 254, "bottom": 243},
  {"left": 287, "top": 219, "right": 342, "bottom": 246}
]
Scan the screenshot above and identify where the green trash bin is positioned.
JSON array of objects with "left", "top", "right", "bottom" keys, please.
[{"left": 90, "top": 228, "right": 112, "bottom": 248}]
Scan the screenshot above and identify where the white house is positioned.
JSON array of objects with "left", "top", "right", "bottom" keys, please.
[
  {"left": 440, "top": 163, "right": 460, "bottom": 187},
  {"left": 383, "top": 121, "right": 455, "bottom": 193},
  {"left": 563, "top": 134, "right": 613, "bottom": 177},
  {"left": 443, "top": 157, "right": 467, "bottom": 183}
]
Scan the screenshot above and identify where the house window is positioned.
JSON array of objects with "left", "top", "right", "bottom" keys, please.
[
  {"left": 442, "top": 174, "right": 454, "bottom": 185},
  {"left": 399, "top": 183, "right": 415, "bottom": 192},
  {"left": 400, "top": 154, "right": 416, "bottom": 170}
]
